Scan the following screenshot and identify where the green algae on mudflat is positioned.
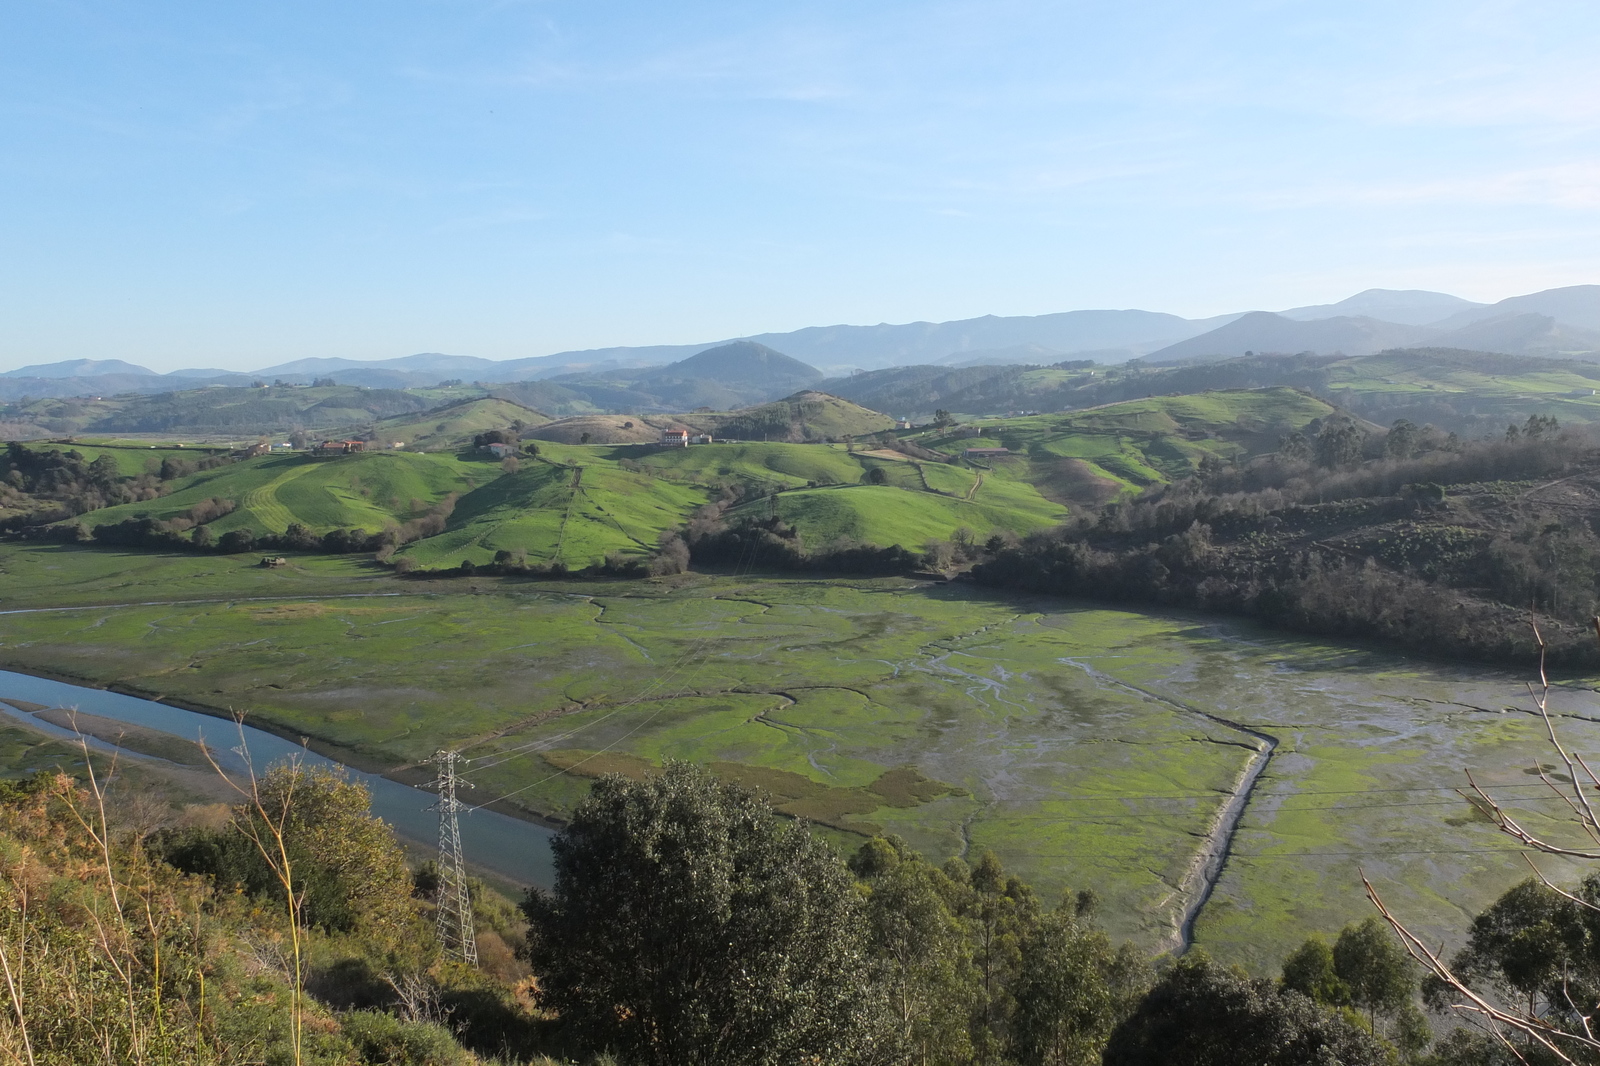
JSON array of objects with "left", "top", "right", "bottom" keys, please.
[{"left": 0, "top": 541, "right": 1587, "bottom": 967}]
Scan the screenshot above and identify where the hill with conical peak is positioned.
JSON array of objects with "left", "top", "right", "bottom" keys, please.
[
  {"left": 636, "top": 341, "right": 821, "bottom": 387},
  {"left": 543, "top": 341, "right": 825, "bottom": 411}
]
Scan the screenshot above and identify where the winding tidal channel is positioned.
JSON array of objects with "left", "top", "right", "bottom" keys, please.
[{"left": 0, "top": 669, "right": 556, "bottom": 887}]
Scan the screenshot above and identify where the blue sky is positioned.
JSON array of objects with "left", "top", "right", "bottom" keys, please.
[{"left": 3, "top": 0, "right": 1599, "bottom": 371}]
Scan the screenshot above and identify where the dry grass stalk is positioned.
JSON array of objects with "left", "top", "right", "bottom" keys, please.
[
  {"left": 199, "top": 712, "right": 308, "bottom": 1066},
  {"left": 1364, "top": 617, "right": 1600, "bottom": 1064}
]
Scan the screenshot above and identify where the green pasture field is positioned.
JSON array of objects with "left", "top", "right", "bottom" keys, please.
[
  {"left": 28, "top": 440, "right": 234, "bottom": 476},
  {"left": 74, "top": 450, "right": 490, "bottom": 534},
  {"left": 395, "top": 455, "right": 712, "bottom": 568},
  {"left": 631, "top": 441, "right": 868, "bottom": 489},
  {"left": 34, "top": 391, "right": 1338, "bottom": 574},
  {"left": 0, "top": 540, "right": 1588, "bottom": 970},
  {"left": 368, "top": 397, "right": 551, "bottom": 451},
  {"left": 915, "top": 387, "right": 1336, "bottom": 494},
  {"left": 730, "top": 479, "right": 1066, "bottom": 547},
  {"left": 53, "top": 439, "right": 1075, "bottom": 565},
  {"left": 1313, "top": 352, "right": 1600, "bottom": 425}
]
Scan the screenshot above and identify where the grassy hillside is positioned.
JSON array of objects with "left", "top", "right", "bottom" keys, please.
[
  {"left": 76, "top": 451, "right": 486, "bottom": 534},
  {"left": 87, "top": 384, "right": 437, "bottom": 434},
  {"left": 367, "top": 396, "right": 550, "bottom": 451},
  {"left": 28, "top": 440, "right": 233, "bottom": 476},
  {"left": 909, "top": 387, "right": 1337, "bottom": 502},
  {"left": 396, "top": 454, "right": 711, "bottom": 568},
  {"left": 48, "top": 390, "right": 1331, "bottom": 564},
  {"left": 1315, "top": 347, "right": 1600, "bottom": 431},
  {"left": 528, "top": 413, "right": 685, "bottom": 445},
  {"left": 685, "top": 390, "right": 896, "bottom": 441},
  {"left": 730, "top": 479, "right": 1065, "bottom": 548},
  {"left": 529, "top": 391, "right": 895, "bottom": 446},
  {"left": 825, "top": 348, "right": 1600, "bottom": 438},
  {"left": 633, "top": 440, "right": 869, "bottom": 489}
]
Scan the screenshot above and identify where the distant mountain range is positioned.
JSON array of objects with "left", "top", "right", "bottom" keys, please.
[
  {"left": 1141, "top": 286, "right": 1600, "bottom": 364},
  {"left": 5, "top": 285, "right": 1600, "bottom": 404}
]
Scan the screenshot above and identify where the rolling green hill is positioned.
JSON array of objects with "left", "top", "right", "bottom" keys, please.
[
  {"left": 687, "top": 390, "right": 896, "bottom": 441},
  {"left": 27, "top": 440, "right": 233, "bottom": 476},
  {"left": 41, "top": 388, "right": 1333, "bottom": 568},
  {"left": 394, "top": 454, "right": 712, "bottom": 568},
  {"left": 75, "top": 451, "right": 486, "bottom": 535},
  {"left": 910, "top": 387, "right": 1338, "bottom": 502},
  {"left": 529, "top": 391, "right": 895, "bottom": 446},
  {"left": 366, "top": 397, "right": 551, "bottom": 451},
  {"left": 730, "top": 478, "right": 1066, "bottom": 549}
]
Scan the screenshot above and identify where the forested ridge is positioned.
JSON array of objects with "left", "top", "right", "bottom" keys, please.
[{"left": 973, "top": 415, "right": 1600, "bottom": 664}]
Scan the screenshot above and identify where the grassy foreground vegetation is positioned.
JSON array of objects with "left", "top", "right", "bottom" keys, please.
[{"left": 4, "top": 743, "right": 1581, "bottom": 1065}]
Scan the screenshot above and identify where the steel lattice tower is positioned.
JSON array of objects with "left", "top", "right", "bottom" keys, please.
[{"left": 425, "top": 749, "right": 478, "bottom": 966}]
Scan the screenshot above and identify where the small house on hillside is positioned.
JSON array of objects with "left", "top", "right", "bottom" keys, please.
[
  {"left": 316, "top": 439, "right": 366, "bottom": 455},
  {"left": 690, "top": 433, "right": 713, "bottom": 445},
  {"left": 963, "top": 447, "right": 1010, "bottom": 459},
  {"left": 237, "top": 443, "right": 271, "bottom": 459},
  {"left": 485, "top": 442, "right": 515, "bottom": 459},
  {"left": 659, "top": 429, "right": 689, "bottom": 448}
]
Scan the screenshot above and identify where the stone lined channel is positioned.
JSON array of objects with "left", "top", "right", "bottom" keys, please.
[
  {"left": 1059, "top": 659, "right": 1278, "bottom": 953},
  {"left": 0, "top": 669, "right": 555, "bottom": 887}
]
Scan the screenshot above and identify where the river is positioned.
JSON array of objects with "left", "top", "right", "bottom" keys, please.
[{"left": 0, "top": 669, "right": 555, "bottom": 888}]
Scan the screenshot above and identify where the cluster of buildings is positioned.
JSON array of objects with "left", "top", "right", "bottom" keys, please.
[{"left": 657, "top": 429, "right": 713, "bottom": 447}]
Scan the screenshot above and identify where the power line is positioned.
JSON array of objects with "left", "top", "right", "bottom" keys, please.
[{"left": 425, "top": 749, "right": 477, "bottom": 966}]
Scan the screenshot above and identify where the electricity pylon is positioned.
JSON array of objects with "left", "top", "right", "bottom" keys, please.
[{"left": 425, "top": 749, "right": 478, "bottom": 965}]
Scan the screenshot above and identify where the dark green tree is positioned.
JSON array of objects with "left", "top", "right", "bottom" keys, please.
[
  {"left": 1315, "top": 418, "right": 1367, "bottom": 468},
  {"left": 1448, "top": 878, "right": 1597, "bottom": 1028},
  {"left": 1278, "top": 431, "right": 1311, "bottom": 462},
  {"left": 1102, "top": 953, "right": 1389, "bottom": 1066},
  {"left": 522, "top": 762, "right": 889, "bottom": 1066},
  {"left": 1334, "top": 917, "right": 1417, "bottom": 1030},
  {"left": 1280, "top": 935, "right": 1349, "bottom": 1007},
  {"left": 1008, "top": 897, "right": 1146, "bottom": 1066},
  {"left": 1385, "top": 419, "right": 1419, "bottom": 459},
  {"left": 945, "top": 850, "right": 1039, "bottom": 1064},
  {"left": 852, "top": 836, "right": 974, "bottom": 1063}
]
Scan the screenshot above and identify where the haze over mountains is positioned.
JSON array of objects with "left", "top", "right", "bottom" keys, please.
[{"left": 5, "top": 285, "right": 1600, "bottom": 404}]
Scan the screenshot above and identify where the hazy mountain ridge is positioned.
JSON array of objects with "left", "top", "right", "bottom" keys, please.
[
  {"left": 1275, "top": 288, "right": 1485, "bottom": 325},
  {"left": 7, "top": 286, "right": 1600, "bottom": 405}
]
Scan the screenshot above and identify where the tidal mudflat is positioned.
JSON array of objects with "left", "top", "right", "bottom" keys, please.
[{"left": 0, "top": 543, "right": 1587, "bottom": 967}]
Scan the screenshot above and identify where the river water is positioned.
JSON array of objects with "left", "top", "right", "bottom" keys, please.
[{"left": 0, "top": 669, "right": 555, "bottom": 887}]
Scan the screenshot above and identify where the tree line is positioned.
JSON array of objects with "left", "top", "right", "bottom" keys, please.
[
  {"left": 0, "top": 441, "right": 232, "bottom": 531},
  {"left": 973, "top": 419, "right": 1600, "bottom": 665}
]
